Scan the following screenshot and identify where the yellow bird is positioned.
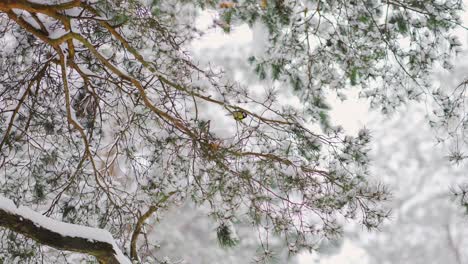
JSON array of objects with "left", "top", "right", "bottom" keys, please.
[{"left": 232, "top": 110, "right": 248, "bottom": 121}]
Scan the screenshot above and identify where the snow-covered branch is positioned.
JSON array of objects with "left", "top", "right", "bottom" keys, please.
[{"left": 0, "top": 196, "right": 130, "bottom": 264}]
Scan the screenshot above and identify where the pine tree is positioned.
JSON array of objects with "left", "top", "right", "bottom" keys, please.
[{"left": 0, "top": 0, "right": 464, "bottom": 263}]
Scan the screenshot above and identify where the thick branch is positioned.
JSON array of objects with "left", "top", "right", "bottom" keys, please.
[
  {"left": 0, "top": 196, "right": 130, "bottom": 264},
  {"left": 0, "top": 0, "right": 81, "bottom": 13}
]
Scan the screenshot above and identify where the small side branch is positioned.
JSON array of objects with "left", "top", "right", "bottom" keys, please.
[
  {"left": 130, "top": 193, "right": 175, "bottom": 261},
  {"left": 130, "top": 205, "right": 157, "bottom": 261}
]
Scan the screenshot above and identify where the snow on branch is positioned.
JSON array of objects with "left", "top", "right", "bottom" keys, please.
[{"left": 0, "top": 196, "right": 130, "bottom": 264}]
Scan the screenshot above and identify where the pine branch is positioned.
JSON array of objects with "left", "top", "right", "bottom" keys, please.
[{"left": 0, "top": 196, "right": 130, "bottom": 264}]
